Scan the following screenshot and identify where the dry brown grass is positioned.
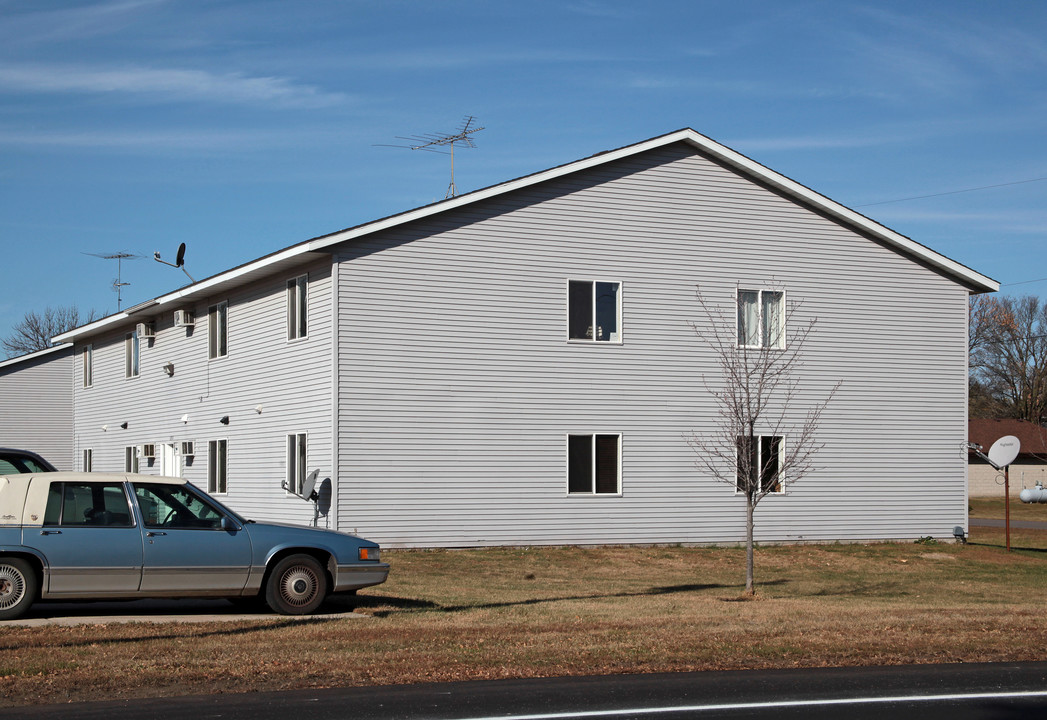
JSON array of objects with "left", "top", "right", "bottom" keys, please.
[
  {"left": 2, "top": 529, "right": 1047, "bottom": 706},
  {"left": 970, "top": 496, "right": 1047, "bottom": 522}
]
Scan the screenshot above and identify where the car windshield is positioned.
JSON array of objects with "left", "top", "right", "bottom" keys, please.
[{"left": 0, "top": 453, "right": 51, "bottom": 474}]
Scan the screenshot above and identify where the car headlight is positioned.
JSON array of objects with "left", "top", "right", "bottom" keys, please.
[{"left": 358, "top": 547, "right": 380, "bottom": 562}]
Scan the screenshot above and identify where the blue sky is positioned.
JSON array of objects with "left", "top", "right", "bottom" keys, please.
[{"left": 2, "top": 0, "right": 1045, "bottom": 347}]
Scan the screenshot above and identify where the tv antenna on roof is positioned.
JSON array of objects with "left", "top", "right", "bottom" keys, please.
[
  {"left": 83, "top": 251, "right": 144, "bottom": 310},
  {"left": 376, "top": 115, "right": 485, "bottom": 198}
]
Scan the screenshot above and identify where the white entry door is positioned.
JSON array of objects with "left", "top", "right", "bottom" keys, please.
[{"left": 159, "top": 443, "right": 181, "bottom": 477}]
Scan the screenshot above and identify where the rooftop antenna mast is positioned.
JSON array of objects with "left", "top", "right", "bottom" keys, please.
[
  {"left": 377, "top": 115, "right": 485, "bottom": 198},
  {"left": 83, "top": 251, "right": 143, "bottom": 310}
]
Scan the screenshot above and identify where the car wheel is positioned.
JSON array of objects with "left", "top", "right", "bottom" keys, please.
[
  {"left": 0, "top": 558, "right": 37, "bottom": 621},
  {"left": 265, "top": 554, "right": 328, "bottom": 615}
]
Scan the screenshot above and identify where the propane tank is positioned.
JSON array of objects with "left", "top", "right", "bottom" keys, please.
[{"left": 1020, "top": 482, "right": 1044, "bottom": 504}]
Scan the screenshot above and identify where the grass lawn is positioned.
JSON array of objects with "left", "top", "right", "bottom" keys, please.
[
  {"left": 970, "top": 496, "right": 1047, "bottom": 522},
  {"left": 2, "top": 527, "right": 1046, "bottom": 706}
]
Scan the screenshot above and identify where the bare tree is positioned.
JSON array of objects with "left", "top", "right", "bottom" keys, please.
[
  {"left": 686, "top": 287, "right": 839, "bottom": 595},
  {"left": 969, "top": 294, "right": 1047, "bottom": 423},
  {"left": 2, "top": 306, "right": 96, "bottom": 359}
]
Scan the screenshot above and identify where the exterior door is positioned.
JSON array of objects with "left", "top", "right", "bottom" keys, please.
[
  {"left": 132, "top": 482, "right": 252, "bottom": 594},
  {"left": 159, "top": 443, "right": 180, "bottom": 477},
  {"left": 34, "top": 480, "right": 143, "bottom": 595}
]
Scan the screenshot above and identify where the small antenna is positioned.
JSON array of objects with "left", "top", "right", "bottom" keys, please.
[
  {"left": 154, "top": 242, "right": 196, "bottom": 283},
  {"left": 377, "top": 115, "right": 485, "bottom": 198},
  {"left": 83, "top": 251, "right": 144, "bottom": 310}
]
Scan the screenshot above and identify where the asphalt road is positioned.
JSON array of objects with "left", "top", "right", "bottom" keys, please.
[{"left": 14, "top": 662, "right": 1047, "bottom": 720}]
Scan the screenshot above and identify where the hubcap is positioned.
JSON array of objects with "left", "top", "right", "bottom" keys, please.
[
  {"left": 0, "top": 565, "right": 26, "bottom": 610},
  {"left": 279, "top": 565, "right": 318, "bottom": 607}
]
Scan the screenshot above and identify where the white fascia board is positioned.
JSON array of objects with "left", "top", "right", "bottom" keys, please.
[{"left": 0, "top": 343, "right": 73, "bottom": 370}]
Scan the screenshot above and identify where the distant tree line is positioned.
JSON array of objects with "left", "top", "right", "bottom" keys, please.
[{"left": 969, "top": 294, "right": 1047, "bottom": 423}]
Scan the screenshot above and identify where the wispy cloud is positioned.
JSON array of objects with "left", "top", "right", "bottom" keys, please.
[
  {"left": 0, "top": 63, "right": 349, "bottom": 108},
  {"left": 1, "top": 0, "right": 167, "bottom": 46},
  {"left": 0, "top": 126, "right": 292, "bottom": 152}
]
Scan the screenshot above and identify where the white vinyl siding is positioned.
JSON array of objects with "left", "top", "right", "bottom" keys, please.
[
  {"left": 0, "top": 345, "right": 74, "bottom": 470},
  {"left": 336, "top": 141, "right": 969, "bottom": 547},
  {"left": 68, "top": 259, "right": 332, "bottom": 525}
]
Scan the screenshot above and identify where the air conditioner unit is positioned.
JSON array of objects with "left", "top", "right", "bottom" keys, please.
[
  {"left": 136, "top": 322, "right": 155, "bottom": 338},
  {"left": 174, "top": 309, "right": 196, "bottom": 328},
  {"left": 140, "top": 443, "right": 156, "bottom": 459},
  {"left": 180, "top": 441, "right": 195, "bottom": 457}
]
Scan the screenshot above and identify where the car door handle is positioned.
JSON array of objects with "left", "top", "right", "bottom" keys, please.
[
  {"left": 39, "top": 529, "right": 62, "bottom": 535},
  {"left": 146, "top": 531, "right": 167, "bottom": 537}
]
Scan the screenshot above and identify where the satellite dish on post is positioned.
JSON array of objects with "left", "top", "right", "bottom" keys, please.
[
  {"left": 987, "top": 435, "right": 1020, "bottom": 470},
  {"left": 175, "top": 242, "right": 186, "bottom": 267}
]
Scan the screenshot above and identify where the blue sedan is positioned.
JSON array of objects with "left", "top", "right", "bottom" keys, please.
[{"left": 0, "top": 472, "right": 389, "bottom": 620}]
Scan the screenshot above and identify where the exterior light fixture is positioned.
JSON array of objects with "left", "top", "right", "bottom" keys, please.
[
  {"left": 101, "top": 424, "right": 108, "bottom": 432},
  {"left": 163, "top": 362, "right": 174, "bottom": 376},
  {"left": 120, "top": 422, "right": 129, "bottom": 430},
  {"left": 219, "top": 416, "right": 230, "bottom": 425}
]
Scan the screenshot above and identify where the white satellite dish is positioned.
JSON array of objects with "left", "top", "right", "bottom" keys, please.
[
  {"left": 987, "top": 435, "right": 1020, "bottom": 469},
  {"left": 301, "top": 469, "right": 320, "bottom": 501}
]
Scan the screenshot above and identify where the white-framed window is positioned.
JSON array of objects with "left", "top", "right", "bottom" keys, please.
[
  {"left": 208, "top": 301, "right": 228, "bottom": 359},
  {"left": 82, "top": 344, "right": 93, "bottom": 388},
  {"left": 567, "top": 434, "right": 621, "bottom": 494},
  {"left": 124, "top": 331, "right": 140, "bottom": 378},
  {"left": 82, "top": 448, "right": 92, "bottom": 472},
  {"left": 208, "top": 439, "right": 228, "bottom": 494},
  {"left": 286, "top": 433, "right": 307, "bottom": 495},
  {"left": 568, "top": 280, "right": 621, "bottom": 343},
  {"left": 736, "top": 435, "right": 784, "bottom": 494},
  {"left": 287, "top": 275, "right": 308, "bottom": 341},
  {"left": 124, "top": 445, "right": 139, "bottom": 473},
  {"left": 737, "top": 289, "right": 784, "bottom": 349}
]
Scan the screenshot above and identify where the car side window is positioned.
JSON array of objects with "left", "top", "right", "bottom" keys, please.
[
  {"left": 134, "top": 483, "right": 225, "bottom": 529},
  {"left": 42, "top": 482, "right": 134, "bottom": 527}
]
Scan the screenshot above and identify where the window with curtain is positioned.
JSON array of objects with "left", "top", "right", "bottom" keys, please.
[{"left": 737, "top": 289, "right": 784, "bottom": 349}]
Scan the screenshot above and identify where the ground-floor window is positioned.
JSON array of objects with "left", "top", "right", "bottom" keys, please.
[
  {"left": 124, "top": 446, "right": 139, "bottom": 473},
  {"left": 208, "top": 439, "right": 228, "bottom": 494},
  {"left": 285, "top": 433, "right": 307, "bottom": 495},
  {"left": 82, "top": 448, "right": 92, "bottom": 472},
  {"left": 567, "top": 434, "right": 620, "bottom": 494},
  {"left": 736, "top": 435, "right": 783, "bottom": 493}
]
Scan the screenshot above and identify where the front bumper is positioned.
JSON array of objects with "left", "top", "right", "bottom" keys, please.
[{"left": 333, "top": 562, "right": 390, "bottom": 593}]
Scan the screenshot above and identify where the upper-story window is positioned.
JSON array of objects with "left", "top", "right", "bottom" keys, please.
[
  {"left": 287, "top": 275, "right": 308, "bottom": 341},
  {"left": 124, "top": 332, "right": 140, "bottom": 378},
  {"left": 737, "top": 289, "right": 784, "bottom": 349},
  {"left": 82, "top": 344, "right": 93, "bottom": 388},
  {"left": 208, "top": 301, "right": 228, "bottom": 359},
  {"left": 568, "top": 280, "right": 621, "bottom": 342}
]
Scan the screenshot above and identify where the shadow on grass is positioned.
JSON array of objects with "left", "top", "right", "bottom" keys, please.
[
  {"left": 967, "top": 542, "right": 1047, "bottom": 554},
  {"left": 9, "top": 616, "right": 341, "bottom": 650},
  {"left": 359, "top": 582, "right": 747, "bottom": 618}
]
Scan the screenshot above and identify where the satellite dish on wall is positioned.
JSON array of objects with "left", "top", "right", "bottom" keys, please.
[{"left": 987, "top": 435, "right": 1020, "bottom": 469}]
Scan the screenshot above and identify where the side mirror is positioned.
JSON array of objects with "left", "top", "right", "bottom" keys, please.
[{"left": 221, "top": 516, "right": 241, "bottom": 532}]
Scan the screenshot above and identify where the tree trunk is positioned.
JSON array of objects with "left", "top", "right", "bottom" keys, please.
[{"left": 745, "top": 493, "right": 755, "bottom": 594}]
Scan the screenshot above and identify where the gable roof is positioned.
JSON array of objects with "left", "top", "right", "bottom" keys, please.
[
  {"left": 968, "top": 418, "right": 1047, "bottom": 459},
  {"left": 55, "top": 128, "right": 999, "bottom": 344}
]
